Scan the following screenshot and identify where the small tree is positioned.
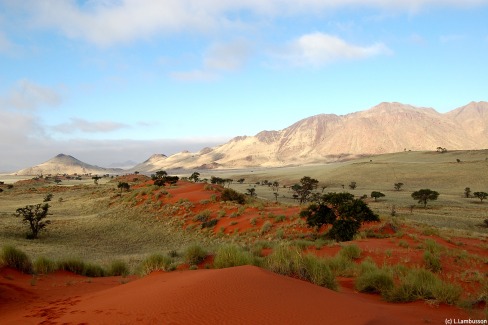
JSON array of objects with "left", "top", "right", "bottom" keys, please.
[
  {"left": 246, "top": 188, "right": 256, "bottom": 197},
  {"left": 273, "top": 192, "right": 279, "bottom": 202},
  {"left": 348, "top": 181, "right": 357, "bottom": 190},
  {"left": 292, "top": 176, "right": 319, "bottom": 204},
  {"left": 15, "top": 203, "right": 51, "bottom": 239},
  {"left": 92, "top": 175, "right": 102, "bottom": 185},
  {"left": 394, "top": 182, "right": 404, "bottom": 191},
  {"left": 464, "top": 187, "right": 471, "bottom": 198},
  {"left": 189, "top": 172, "right": 200, "bottom": 182},
  {"left": 370, "top": 191, "right": 385, "bottom": 202},
  {"left": 411, "top": 189, "right": 439, "bottom": 208},
  {"left": 117, "top": 182, "right": 130, "bottom": 192},
  {"left": 43, "top": 193, "right": 53, "bottom": 202},
  {"left": 473, "top": 192, "right": 488, "bottom": 203}
]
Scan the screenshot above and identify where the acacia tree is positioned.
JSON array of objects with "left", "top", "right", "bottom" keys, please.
[
  {"left": 189, "top": 172, "right": 200, "bottom": 182},
  {"left": 117, "top": 182, "right": 130, "bottom": 192},
  {"left": 292, "top": 176, "right": 319, "bottom": 204},
  {"left": 300, "top": 192, "right": 379, "bottom": 242},
  {"left": 15, "top": 203, "right": 51, "bottom": 239},
  {"left": 246, "top": 188, "right": 256, "bottom": 197},
  {"left": 411, "top": 189, "right": 439, "bottom": 208},
  {"left": 371, "top": 191, "right": 385, "bottom": 202},
  {"left": 464, "top": 187, "right": 471, "bottom": 198},
  {"left": 394, "top": 182, "right": 404, "bottom": 191},
  {"left": 473, "top": 191, "right": 488, "bottom": 203},
  {"left": 92, "top": 175, "right": 102, "bottom": 185}
]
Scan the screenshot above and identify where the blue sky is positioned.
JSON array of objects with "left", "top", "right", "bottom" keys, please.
[{"left": 0, "top": 0, "right": 487, "bottom": 171}]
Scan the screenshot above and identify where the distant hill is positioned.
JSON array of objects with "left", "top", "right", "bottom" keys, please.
[
  {"left": 15, "top": 154, "right": 123, "bottom": 176},
  {"left": 132, "top": 101, "right": 488, "bottom": 172}
]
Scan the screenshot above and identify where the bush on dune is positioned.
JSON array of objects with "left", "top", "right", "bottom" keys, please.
[
  {"left": 1, "top": 245, "right": 32, "bottom": 273},
  {"left": 213, "top": 245, "right": 255, "bottom": 268}
]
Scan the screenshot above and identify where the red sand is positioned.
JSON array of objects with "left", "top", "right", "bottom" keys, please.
[{"left": 1, "top": 265, "right": 470, "bottom": 325}]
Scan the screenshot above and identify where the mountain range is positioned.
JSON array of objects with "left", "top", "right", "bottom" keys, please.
[
  {"left": 131, "top": 101, "right": 488, "bottom": 172},
  {"left": 13, "top": 101, "right": 488, "bottom": 175}
]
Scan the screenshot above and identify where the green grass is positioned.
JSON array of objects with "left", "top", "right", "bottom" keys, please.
[
  {"left": 139, "top": 254, "right": 174, "bottom": 275},
  {"left": 1, "top": 245, "right": 32, "bottom": 273},
  {"left": 423, "top": 251, "right": 442, "bottom": 273},
  {"left": 33, "top": 256, "right": 57, "bottom": 274},
  {"left": 213, "top": 245, "right": 255, "bottom": 268},
  {"left": 339, "top": 244, "right": 362, "bottom": 260},
  {"left": 183, "top": 244, "right": 207, "bottom": 265}
]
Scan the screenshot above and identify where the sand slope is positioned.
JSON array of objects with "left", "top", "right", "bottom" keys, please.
[{"left": 1, "top": 265, "right": 469, "bottom": 325}]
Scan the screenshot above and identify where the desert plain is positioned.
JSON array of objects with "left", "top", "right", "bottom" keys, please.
[{"left": 0, "top": 150, "right": 487, "bottom": 324}]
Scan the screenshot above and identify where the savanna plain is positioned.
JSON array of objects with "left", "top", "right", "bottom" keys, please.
[{"left": 1, "top": 150, "right": 487, "bottom": 324}]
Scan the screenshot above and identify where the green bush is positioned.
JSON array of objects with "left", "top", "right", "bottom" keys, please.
[
  {"left": 423, "top": 251, "right": 442, "bottom": 273},
  {"left": 220, "top": 188, "right": 246, "bottom": 204},
  {"left": 260, "top": 221, "right": 272, "bottom": 235},
  {"left": 302, "top": 254, "right": 338, "bottom": 290},
  {"left": 326, "top": 254, "right": 357, "bottom": 277},
  {"left": 83, "top": 263, "right": 106, "bottom": 277},
  {"left": 184, "top": 244, "right": 207, "bottom": 265},
  {"left": 33, "top": 256, "right": 57, "bottom": 274},
  {"left": 384, "top": 268, "right": 460, "bottom": 304},
  {"left": 213, "top": 245, "right": 254, "bottom": 268},
  {"left": 355, "top": 268, "right": 394, "bottom": 294},
  {"left": 57, "top": 259, "right": 87, "bottom": 275},
  {"left": 339, "top": 244, "right": 362, "bottom": 260},
  {"left": 265, "top": 244, "right": 302, "bottom": 276},
  {"left": 1, "top": 246, "right": 32, "bottom": 273},
  {"left": 108, "top": 260, "right": 130, "bottom": 276},
  {"left": 327, "top": 218, "right": 361, "bottom": 242},
  {"left": 139, "top": 254, "right": 173, "bottom": 275}
]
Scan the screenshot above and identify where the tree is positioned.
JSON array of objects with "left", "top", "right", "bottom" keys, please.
[
  {"left": 371, "top": 191, "right": 385, "bottom": 202},
  {"left": 43, "top": 193, "right": 53, "bottom": 202},
  {"left": 348, "top": 181, "right": 357, "bottom": 190},
  {"left": 301, "top": 193, "right": 379, "bottom": 242},
  {"left": 117, "top": 182, "right": 130, "bottom": 192},
  {"left": 189, "top": 172, "right": 200, "bottom": 182},
  {"left": 273, "top": 192, "right": 279, "bottom": 202},
  {"left": 411, "top": 189, "right": 439, "bottom": 208},
  {"left": 272, "top": 181, "right": 280, "bottom": 192},
  {"left": 292, "top": 176, "right": 319, "bottom": 204},
  {"left": 473, "top": 191, "right": 488, "bottom": 203},
  {"left": 246, "top": 188, "right": 256, "bottom": 197},
  {"left": 394, "top": 182, "right": 404, "bottom": 191},
  {"left": 15, "top": 203, "right": 51, "bottom": 239},
  {"left": 237, "top": 178, "right": 245, "bottom": 184},
  {"left": 464, "top": 187, "right": 471, "bottom": 198},
  {"left": 92, "top": 175, "right": 102, "bottom": 185}
]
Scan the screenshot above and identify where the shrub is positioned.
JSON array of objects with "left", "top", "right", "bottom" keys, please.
[
  {"left": 260, "top": 221, "right": 272, "bottom": 235},
  {"left": 423, "top": 251, "right": 442, "bottom": 273},
  {"left": 33, "top": 256, "right": 57, "bottom": 274},
  {"left": 184, "top": 245, "right": 207, "bottom": 265},
  {"left": 220, "top": 188, "right": 246, "bottom": 204},
  {"left": 201, "top": 219, "right": 218, "bottom": 229},
  {"left": 213, "top": 245, "right": 254, "bottom": 268},
  {"left": 57, "top": 259, "right": 86, "bottom": 275},
  {"left": 356, "top": 268, "right": 394, "bottom": 294},
  {"left": 327, "top": 218, "right": 361, "bottom": 242},
  {"left": 302, "top": 254, "right": 337, "bottom": 290},
  {"left": 83, "top": 263, "right": 106, "bottom": 277},
  {"left": 108, "top": 260, "right": 130, "bottom": 276},
  {"left": 384, "top": 268, "right": 460, "bottom": 303},
  {"left": 193, "top": 210, "right": 211, "bottom": 222},
  {"left": 265, "top": 245, "right": 302, "bottom": 276},
  {"left": 326, "top": 254, "right": 357, "bottom": 277},
  {"left": 139, "top": 254, "right": 173, "bottom": 275},
  {"left": 1, "top": 246, "right": 32, "bottom": 273},
  {"left": 339, "top": 244, "right": 362, "bottom": 260}
]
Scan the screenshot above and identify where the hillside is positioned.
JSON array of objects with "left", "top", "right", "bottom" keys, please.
[
  {"left": 14, "top": 154, "right": 122, "bottom": 176},
  {"left": 133, "top": 101, "right": 488, "bottom": 171}
]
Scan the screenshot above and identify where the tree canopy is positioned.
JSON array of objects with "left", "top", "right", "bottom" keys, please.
[
  {"left": 15, "top": 203, "right": 51, "bottom": 239},
  {"left": 411, "top": 189, "right": 439, "bottom": 208}
]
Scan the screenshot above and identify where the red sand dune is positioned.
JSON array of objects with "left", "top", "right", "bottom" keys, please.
[{"left": 1, "top": 265, "right": 470, "bottom": 325}]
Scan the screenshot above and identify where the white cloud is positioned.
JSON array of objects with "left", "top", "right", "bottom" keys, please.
[
  {"left": 0, "top": 79, "right": 62, "bottom": 110},
  {"left": 52, "top": 118, "right": 130, "bottom": 134},
  {"left": 204, "top": 39, "right": 252, "bottom": 71},
  {"left": 170, "top": 69, "right": 218, "bottom": 82},
  {"left": 170, "top": 39, "right": 252, "bottom": 81},
  {"left": 439, "top": 34, "right": 465, "bottom": 43},
  {"left": 5, "top": 0, "right": 488, "bottom": 46},
  {"left": 274, "top": 32, "right": 391, "bottom": 67},
  {"left": 0, "top": 31, "right": 13, "bottom": 54}
]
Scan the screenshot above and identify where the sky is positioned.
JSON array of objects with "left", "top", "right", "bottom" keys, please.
[{"left": 1, "top": 0, "right": 487, "bottom": 172}]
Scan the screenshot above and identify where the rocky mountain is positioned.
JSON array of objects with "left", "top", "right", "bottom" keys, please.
[
  {"left": 133, "top": 101, "right": 488, "bottom": 172},
  {"left": 15, "top": 154, "right": 123, "bottom": 176}
]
